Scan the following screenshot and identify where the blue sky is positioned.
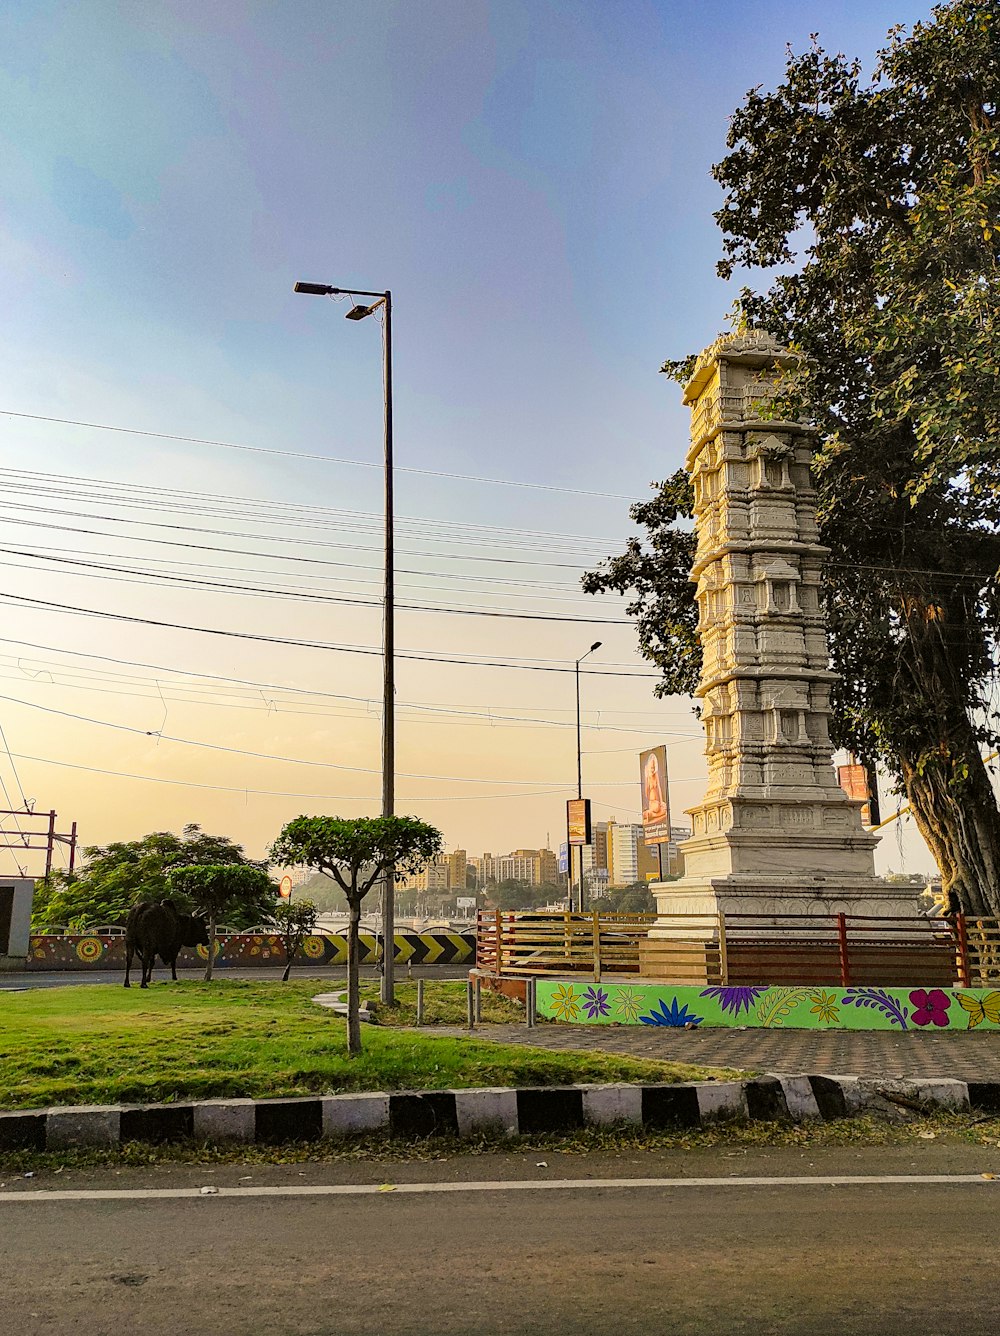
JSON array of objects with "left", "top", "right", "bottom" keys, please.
[{"left": 0, "top": 0, "right": 934, "bottom": 872}]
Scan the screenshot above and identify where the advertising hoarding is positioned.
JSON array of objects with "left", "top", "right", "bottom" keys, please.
[
  {"left": 566, "top": 798, "right": 592, "bottom": 847},
  {"left": 639, "top": 745, "right": 670, "bottom": 847}
]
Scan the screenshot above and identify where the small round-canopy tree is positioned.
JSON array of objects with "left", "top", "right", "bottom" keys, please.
[
  {"left": 167, "top": 863, "right": 277, "bottom": 981},
  {"left": 269, "top": 815, "right": 443, "bottom": 1054},
  {"left": 269, "top": 899, "right": 319, "bottom": 981}
]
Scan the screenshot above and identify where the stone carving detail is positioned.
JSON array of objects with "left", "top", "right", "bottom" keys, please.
[{"left": 648, "top": 333, "right": 893, "bottom": 948}]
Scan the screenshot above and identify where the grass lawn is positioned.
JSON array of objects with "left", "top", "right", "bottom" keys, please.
[{"left": 0, "top": 979, "right": 736, "bottom": 1110}]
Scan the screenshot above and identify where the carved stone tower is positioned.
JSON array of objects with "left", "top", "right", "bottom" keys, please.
[{"left": 647, "top": 333, "right": 911, "bottom": 944}]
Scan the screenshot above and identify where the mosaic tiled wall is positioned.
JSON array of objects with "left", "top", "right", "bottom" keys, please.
[{"left": 536, "top": 980, "right": 1000, "bottom": 1031}]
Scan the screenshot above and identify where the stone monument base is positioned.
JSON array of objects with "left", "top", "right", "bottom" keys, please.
[{"left": 638, "top": 877, "right": 955, "bottom": 987}]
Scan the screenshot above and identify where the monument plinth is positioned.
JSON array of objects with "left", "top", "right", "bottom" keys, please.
[{"left": 644, "top": 334, "right": 914, "bottom": 972}]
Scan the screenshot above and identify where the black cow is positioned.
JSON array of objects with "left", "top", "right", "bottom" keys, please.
[{"left": 124, "top": 901, "right": 209, "bottom": 988}]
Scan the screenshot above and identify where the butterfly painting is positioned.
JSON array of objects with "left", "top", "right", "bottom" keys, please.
[{"left": 955, "top": 991, "right": 1000, "bottom": 1029}]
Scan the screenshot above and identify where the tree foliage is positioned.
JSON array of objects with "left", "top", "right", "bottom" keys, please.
[
  {"left": 268, "top": 815, "right": 443, "bottom": 1054},
  {"left": 484, "top": 878, "right": 565, "bottom": 911},
  {"left": 166, "top": 862, "right": 277, "bottom": 981},
  {"left": 269, "top": 899, "right": 319, "bottom": 981},
  {"left": 32, "top": 824, "right": 269, "bottom": 930},
  {"left": 588, "top": 1, "right": 1000, "bottom": 913}
]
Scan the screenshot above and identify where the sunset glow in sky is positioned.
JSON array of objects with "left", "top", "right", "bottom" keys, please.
[{"left": 0, "top": 0, "right": 936, "bottom": 874}]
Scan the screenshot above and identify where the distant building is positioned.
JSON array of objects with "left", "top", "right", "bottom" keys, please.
[
  {"left": 598, "top": 819, "right": 693, "bottom": 885},
  {"left": 447, "top": 849, "right": 468, "bottom": 891},
  {"left": 477, "top": 848, "right": 561, "bottom": 888}
]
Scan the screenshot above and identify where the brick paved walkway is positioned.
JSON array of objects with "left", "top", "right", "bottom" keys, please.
[{"left": 445, "top": 1022, "right": 1000, "bottom": 1081}]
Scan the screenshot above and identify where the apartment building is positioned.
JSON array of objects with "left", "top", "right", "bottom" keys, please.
[{"left": 477, "top": 848, "right": 560, "bottom": 888}]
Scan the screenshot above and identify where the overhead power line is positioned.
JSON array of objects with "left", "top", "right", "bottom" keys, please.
[
  {"left": 7, "top": 749, "right": 575, "bottom": 802},
  {"left": 0, "top": 503, "right": 595, "bottom": 571},
  {"left": 0, "top": 636, "right": 690, "bottom": 733},
  {"left": 0, "top": 546, "right": 633, "bottom": 624},
  {"left": 0, "top": 691, "right": 638, "bottom": 786},
  {"left": 0, "top": 411, "right": 639, "bottom": 500},
  {"left": 0, "top": 592, "right": 659, "bottom": 676}
]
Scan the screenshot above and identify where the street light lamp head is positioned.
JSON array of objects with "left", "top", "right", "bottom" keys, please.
[
  {"left": 345, "top": 303, "right": 375, "bottom": 321},
  {"left": 590, "top": 641, "right": 603, "bottom": 653},
  {"left": 293, "top": 281, "right": 335, "bottom": 296}
]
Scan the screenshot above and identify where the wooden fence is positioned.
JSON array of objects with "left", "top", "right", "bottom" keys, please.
[{"left": 475, "top": 910, "right": 1000, "bottom": 987}]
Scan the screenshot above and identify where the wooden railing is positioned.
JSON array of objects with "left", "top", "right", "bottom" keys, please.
[
  {"left": 476, "top": 911, "right": 655, "bottom": 982},
  {"left": 475, "top": 910, "right": 1000, "bottom": 987}
]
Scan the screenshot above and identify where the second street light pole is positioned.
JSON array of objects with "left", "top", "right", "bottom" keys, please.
[
  {"left": 574, "top": 640, "right": 602, "bottom": 913},
  {"left": 293, "top": 280, "right": 396, "bottom": 1005}
]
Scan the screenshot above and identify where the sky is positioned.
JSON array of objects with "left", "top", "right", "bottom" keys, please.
[{"left": 0, "top": 0, "right": 938, "bottom": 875}]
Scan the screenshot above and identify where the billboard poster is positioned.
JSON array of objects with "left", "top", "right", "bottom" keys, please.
[
  {"left": 838, "top": 763, "right": 875, "bottom": 827},
  {"left": 640, "top": 745, "right": 670, "bottom": 847},
  {"left": 566, "top": 798, "right": 591, "bottom": 847}
]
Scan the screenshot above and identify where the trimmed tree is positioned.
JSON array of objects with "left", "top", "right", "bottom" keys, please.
[
  {"left": 270, "top": 899, "right": 319, "bottom": 981},
  {"left": 167, "top": 863, "right": 277, "bottom": 981},
  {"left": 269, "top": 816, "right": 443, "bottom": 1054}
]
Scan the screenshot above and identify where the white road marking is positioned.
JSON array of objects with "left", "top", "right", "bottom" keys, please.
[{"left": 0, "top": 1174, "right": 995, "bottom": 1203}]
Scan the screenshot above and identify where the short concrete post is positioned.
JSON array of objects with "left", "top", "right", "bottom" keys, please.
[
  {"left": 466, "top": 979, "right": 475, "bottom": 1031},
  {"left": 474, "top": 974, "right": 482, "bottom": 1023},
  {"left": 526, "top": 977, "right": 536, "bottom": 1028},
  {"left": 416, "top": 978, "right": 425, "bottom": 1026}
]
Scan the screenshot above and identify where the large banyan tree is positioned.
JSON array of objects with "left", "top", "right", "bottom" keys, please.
[{"left": 586, "top": 1, "right": 1000, "bottom": 915}]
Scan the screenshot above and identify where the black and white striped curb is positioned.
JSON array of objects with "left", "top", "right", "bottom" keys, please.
[{"left": 1, "top": 1075, "right": 997, "bottom": 1152}]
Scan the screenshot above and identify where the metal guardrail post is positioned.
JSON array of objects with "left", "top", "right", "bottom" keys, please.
[
  {"left": 416, "top": 977, "right": 424, "bottom": 1026},
  {"left": 837, "top": 912, "right": 851, "bottom": 987},
  {"left": 474, "top": 974, "right": 482, "bottom": 1023},
  {"left": 717, "top": 911, "right": 728, "bottom": 985},
  {"left": 526, "top": 977, "right": 536, "bottom": 1028},
  {"left": 592, "top": 909, "right": 601, "bottom": 982},
  {"left": 466, "top": 979, "right": 475, "bottom": 1031}
]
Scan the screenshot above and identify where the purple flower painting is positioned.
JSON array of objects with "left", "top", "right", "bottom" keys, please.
[
  {"left": 909, "top": 988, "right": 952, "bottom": 1027},
  {"left": 700, "top": 985, "right": 768, "bottom": 1017},
  {"left": 581, "top": 985, "right": 610, "bottom": 1020}
]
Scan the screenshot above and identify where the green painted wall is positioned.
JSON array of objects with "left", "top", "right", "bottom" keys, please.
[{"left": 536, "top": 980, "right": 1000, "bottom": 1030}]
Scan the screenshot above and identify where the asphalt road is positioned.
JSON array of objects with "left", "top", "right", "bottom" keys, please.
[{"left": 2, "top": 1145, "right": 998, "bottom": 1335}]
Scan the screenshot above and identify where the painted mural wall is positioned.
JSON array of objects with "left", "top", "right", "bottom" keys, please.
[
  {"left": 27, "top": 931, "right": 474, "bottom": 971},
  {"left": 536, "top": 980, "right": 1000, "bottom": 1031}
]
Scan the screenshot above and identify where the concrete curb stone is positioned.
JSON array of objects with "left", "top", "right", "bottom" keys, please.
[
  {"left": 2, "top": 1075, "right": 998, "bottom": 1152},
  {"left": 453, "top": 1088, "right": 519, "bottom": 1137},
  {"left": 192, "top": 1098, "right": 257, "bottom": 1142},
  {"left": 46, "top": 1105, "right": 121, "bottom": 1150}
]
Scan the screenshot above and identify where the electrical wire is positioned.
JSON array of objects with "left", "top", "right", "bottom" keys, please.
[
  {"left": 0, "top": 470, "right": 628, "bottom": 550},
  {"left": 0, "top": 411, "right": 640, "bottom": 500},
  {"left": 0, "top": 636, "right": 688, "bottom": 732},
  {"left": 0, "top": 691, "right": 642, "bottom": 786},
  {"left": 6, "top": 749, "right": 586, "bottom": 802},
  {"left": 0, "top": 538, "right": 606, "bottom": 607},
  {"left": 0, "top": 592, "right": 660, "bottom": 676},
  {"left": 0, "top": 497, "right": 612, "bottom": 563},
  {"left": 0, "top": 546, "right": 633, "bottom": 623}
]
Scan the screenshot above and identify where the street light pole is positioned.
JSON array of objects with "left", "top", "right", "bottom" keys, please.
[
  {"left": 574, "top": 641, "right": 602, "bottom": 913},
  {"left": 294, "top": 280, "right": 397, "bottom": 1004},
  {"left": 379, "top": 291, "right": 395, "bottom": 1005}
]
